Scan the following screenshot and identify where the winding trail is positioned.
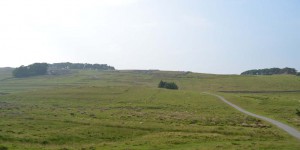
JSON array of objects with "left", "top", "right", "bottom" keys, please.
[{"left": 204, "top": 92, "right": 300, "bottom": 140}]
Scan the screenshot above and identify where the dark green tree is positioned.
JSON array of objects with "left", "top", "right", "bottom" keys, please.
[
  {"left": 29, "top": 63, "right": 48, "bottom": 75},
  {"left": 12, "top": 66, "right": 29, "bottom": 77},
  {"left": 280, "top": 67, "right": 297, "bottom": 75},
  {"left": 13, "top": 63, "right": 48, "bottom": 78},
  {"left": 158, "top": 80, "right": 166, "bottom": 88}
]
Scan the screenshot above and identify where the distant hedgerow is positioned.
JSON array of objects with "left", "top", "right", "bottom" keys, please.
[{"left": 158, "top": 80, "right": 178, "bottom": 90}]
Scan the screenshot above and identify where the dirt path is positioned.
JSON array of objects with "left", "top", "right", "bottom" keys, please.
[{"left": 204, "top": 92, "right": 300, "bottom": 140}]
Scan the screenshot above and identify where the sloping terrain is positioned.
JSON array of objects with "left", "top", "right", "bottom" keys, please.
[{"left": 0, "top": 69, "right": 300, "bottom": 149}]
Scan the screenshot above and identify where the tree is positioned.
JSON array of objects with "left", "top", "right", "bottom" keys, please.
[
  {"left": 29, "top": 63, "right": 48, "bottom": 75},
  {"left": 13, "top": 63, "right": 48, "bottom": 78},
  {"left": 280, "top": 67, "right": 297, "bottom": 75},
  {"left": 12, "top": 65, "right": 29, "bottom": 77},
  {"left": 158, "top": 80, "right": 166, "bottom": 88}
]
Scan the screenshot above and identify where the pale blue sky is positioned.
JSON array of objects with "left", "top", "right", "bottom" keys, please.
[{"left": 0, "top": 0, "right": 299, "bottom": 74}]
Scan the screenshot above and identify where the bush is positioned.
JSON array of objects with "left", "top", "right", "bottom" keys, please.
[
  {"left": 158, "top": 80, "right": 178, "bottom": 90},
  {"left": 41, "top": 140, "right": 49, "bottom": 145}
]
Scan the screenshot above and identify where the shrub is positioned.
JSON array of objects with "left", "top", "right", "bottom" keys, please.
[
  {"left": 41, "top": 140, "right": 49, "bottom": 145},
  {"left": 158, "top": 80, "right": 178, "bottom": 90}
]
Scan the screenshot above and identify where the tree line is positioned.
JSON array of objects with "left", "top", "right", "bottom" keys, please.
[
  {"left": 13, "top": 62, "right": 115, "bottom": 78},
  {"left": 50, "top": 62, "right": 115, "bottom": 70},
  {"left": 241, "top": 67, "right": 298, "bottom": 75}
]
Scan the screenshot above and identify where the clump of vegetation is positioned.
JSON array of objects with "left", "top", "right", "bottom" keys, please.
[
  {"left": 158, "top": 80, "right": 178, "bottom": 90},
  {"left": 296, "top": 109, "right": 300, "bottom": 116},
  {"left": 41, "top": 140, "right": 49, "bottom": 145},
  {"left": 297, "top": 72, "right": 300, "bottom": 76},
  {"left": 241, "top": 67, "right": 297, "bottom": 75},
  {"left": 13, "top": 63, "right": 48, "bottom": 78}
]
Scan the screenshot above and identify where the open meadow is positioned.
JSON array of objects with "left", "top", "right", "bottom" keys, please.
[{"left": 0, "top": 69, "right": 300, "bottom": 149}]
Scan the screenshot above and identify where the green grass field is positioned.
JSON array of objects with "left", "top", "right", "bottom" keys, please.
[
  {"left": 0, "top": 69, "right": 300, "bottom": 149},
  {"left": 221, "top": 92, "right": 300, "bottom": 130}
]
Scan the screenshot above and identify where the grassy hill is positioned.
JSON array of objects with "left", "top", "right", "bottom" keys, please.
[{"left": 0, "top": 69, "right": 300, "bottom": 149}]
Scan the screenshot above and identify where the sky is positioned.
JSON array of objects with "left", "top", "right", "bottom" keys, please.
[{"left": 0, "top": 0, "right": 299, "bottom": 74}]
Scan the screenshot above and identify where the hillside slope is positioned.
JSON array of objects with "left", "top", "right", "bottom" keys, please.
[{"left": 0, "top": 69, "right": 300, "bottom": 149}]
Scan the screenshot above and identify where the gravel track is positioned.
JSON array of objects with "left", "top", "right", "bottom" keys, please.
[{"left": 205, "top": 92, "right": 300, "bottom": 140}]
